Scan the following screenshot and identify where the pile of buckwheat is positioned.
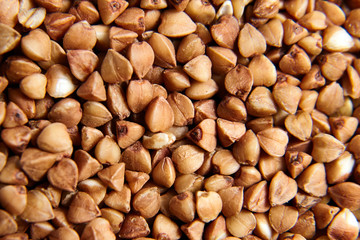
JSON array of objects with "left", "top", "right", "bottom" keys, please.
[{"left": 0, "top": 0, "right": 360, "bottom": 239}]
